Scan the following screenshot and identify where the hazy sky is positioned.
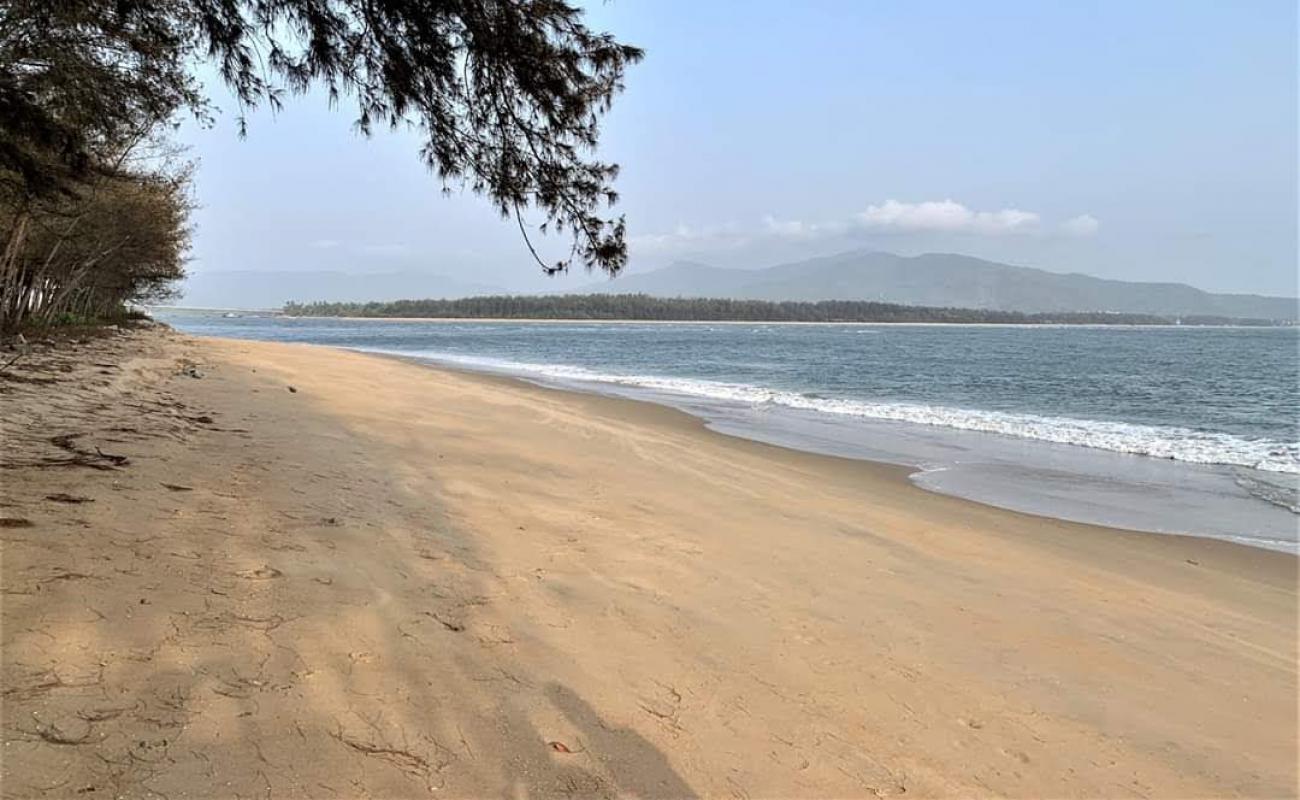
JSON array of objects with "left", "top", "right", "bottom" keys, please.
[{"left": 180, "top": 0, "right": 1298, "bottom": 297}]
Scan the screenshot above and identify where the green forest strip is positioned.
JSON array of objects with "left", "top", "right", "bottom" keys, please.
[{"left": 282, "top": 294, "right": 1286, "bottom": 326}]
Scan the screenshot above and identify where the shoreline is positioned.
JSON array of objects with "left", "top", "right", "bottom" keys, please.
[
  {"left": 387, "top": 347, "right": 1298, "bottom": 558},
  {"left": 153, "top": 307, "right": 1300, "bottom": 553},
  {"left": 250, "top": 338, "right": 1300, "bottom": 575},
  {"left": 339, "top": 344, "right": 1297, "bottom": 555},
  {"left": 4, "top": 328, "right": 1295, "bottom": 797}
]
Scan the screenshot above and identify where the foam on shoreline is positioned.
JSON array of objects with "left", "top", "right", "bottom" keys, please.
[
  {"left": 366, "top": 348, "right": 1300, "bottom": 475},
  {"left": 356, "top": 346, "right": 1299, "bottom": 554}
]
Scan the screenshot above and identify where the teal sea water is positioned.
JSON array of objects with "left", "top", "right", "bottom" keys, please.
[{"left": 160, "top": 312, "right": 1299, "bottom": 552}]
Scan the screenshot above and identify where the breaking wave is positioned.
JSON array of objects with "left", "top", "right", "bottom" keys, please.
[{"left": 368, "top": 349, "right": 1300, "bottom": 475}]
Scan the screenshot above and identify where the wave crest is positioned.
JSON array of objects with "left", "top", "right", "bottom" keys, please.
[{"left": 375, "top": 349, "right": 1300, "bottom": 475}]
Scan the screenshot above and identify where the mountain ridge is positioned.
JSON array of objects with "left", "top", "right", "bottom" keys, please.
[{"left": 583, "top": 251, "right": 1298, "bottom": 320}]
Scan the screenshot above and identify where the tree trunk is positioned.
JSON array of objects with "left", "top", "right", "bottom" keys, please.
[{"left": 0, "top": 211, "right": 31, "bottom": 331}]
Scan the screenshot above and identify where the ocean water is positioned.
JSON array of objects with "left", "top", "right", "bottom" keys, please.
[{"left": 159, "top": 311, "right": 1300, "bottom": 552}]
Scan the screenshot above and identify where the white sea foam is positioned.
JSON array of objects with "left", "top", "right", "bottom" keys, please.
[{"left": 370, "top": 349, "right": 1300, "bottom": 475}]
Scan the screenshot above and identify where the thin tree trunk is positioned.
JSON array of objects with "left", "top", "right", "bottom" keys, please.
[{"left": 0, "top": 211, "right": 31, "bottom": 331}]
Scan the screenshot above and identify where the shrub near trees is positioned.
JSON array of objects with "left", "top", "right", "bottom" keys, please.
[
  {"left": 3, "top": 156, "right": 195, "bottom": 325},
  {"left": 0, "top": 0, "right": 641, "bottom": 332},
  {"left": 0, "top": 0, "right": 200, "bottom": 330},
  {"left": 0, "top": 142, "right": 194, "bottom": 329}
]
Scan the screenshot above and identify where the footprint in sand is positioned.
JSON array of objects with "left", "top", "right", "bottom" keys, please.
[{"left": 235, "top": 566, "right": 283, "bottom": 580}]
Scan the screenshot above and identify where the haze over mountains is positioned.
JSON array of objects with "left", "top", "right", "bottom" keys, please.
[
  {"left": 180, "top": 251, "right": 1298, "bottom": 321},
  {"left": 584, "top": 251, "right": 1298, "bottom": 321},
  {"left": 179, "top": 270, "right": 504, "bottom": 309}
]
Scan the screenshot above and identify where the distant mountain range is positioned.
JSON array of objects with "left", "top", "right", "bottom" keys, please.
[
  {"left": 180, "top": 252, "right": 1298, "bottom": 321},
  {"left": 179, "top": 270, "right": 505, "bottom": 309},
  {"left": 584, "top": 251, "right": 1298, "bottom": 321}
]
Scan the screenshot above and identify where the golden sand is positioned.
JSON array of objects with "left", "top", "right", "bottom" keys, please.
[{"left": 2, "top": 327, "right": 1295, "bottom": 797}]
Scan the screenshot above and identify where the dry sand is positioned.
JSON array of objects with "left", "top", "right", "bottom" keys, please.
[{"left": 1, "top": 327, "right": 1295, "bottom": 798}]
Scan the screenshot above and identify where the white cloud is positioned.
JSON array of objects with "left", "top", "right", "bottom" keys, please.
[
  {"left": 309, "top": 238, "right": 341, "bottom": 249},
  {"left": 857, "top": 199, "right": 1040, "bottom": 235},
  {"left": 761, "top": 215, "right": 849, "bottom": 240},
  {"left": 628, "top": 200, "right": 1092, "bottom": 258},
  {"left": 629, "top": 222, "right": 750, "bottom": 253},
  {"left": 1060, "top": 213, "right": 1100, "bottom": 236},
  {"left": 762, "top": 215, "right": 812, "bottom": 239}
]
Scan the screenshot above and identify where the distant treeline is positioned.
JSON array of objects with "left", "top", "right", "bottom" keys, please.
[{"left": 282, "top": 294, "right": 1286, "bottom": 326}]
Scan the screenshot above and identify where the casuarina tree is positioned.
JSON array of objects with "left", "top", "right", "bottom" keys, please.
[{"left": 0, "top": 0, "right": 641, "bottom": 330}]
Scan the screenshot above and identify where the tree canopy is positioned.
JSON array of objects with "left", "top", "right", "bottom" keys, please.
[
  {"left": 281, "top": 294, "right": 1279, "bottom": 326},
  {"left": 2, "top": 0, "right": 641, "bottom": 275},
  {"left": 0, "top": 0, "right": 641, "bottom": 331}
]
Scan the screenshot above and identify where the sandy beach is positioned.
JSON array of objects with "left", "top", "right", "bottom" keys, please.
[{"left": 2, "top": 326, "right": 1295, "bottom": 798}]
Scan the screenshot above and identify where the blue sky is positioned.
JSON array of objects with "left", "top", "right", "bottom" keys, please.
[{"left": 180, "top": 0, "right": 1298, "bottom": 296}]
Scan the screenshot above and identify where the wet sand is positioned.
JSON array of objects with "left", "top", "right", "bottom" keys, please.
[{"left": 2, "top": 327, "right": 1295, "bottom": 798}]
